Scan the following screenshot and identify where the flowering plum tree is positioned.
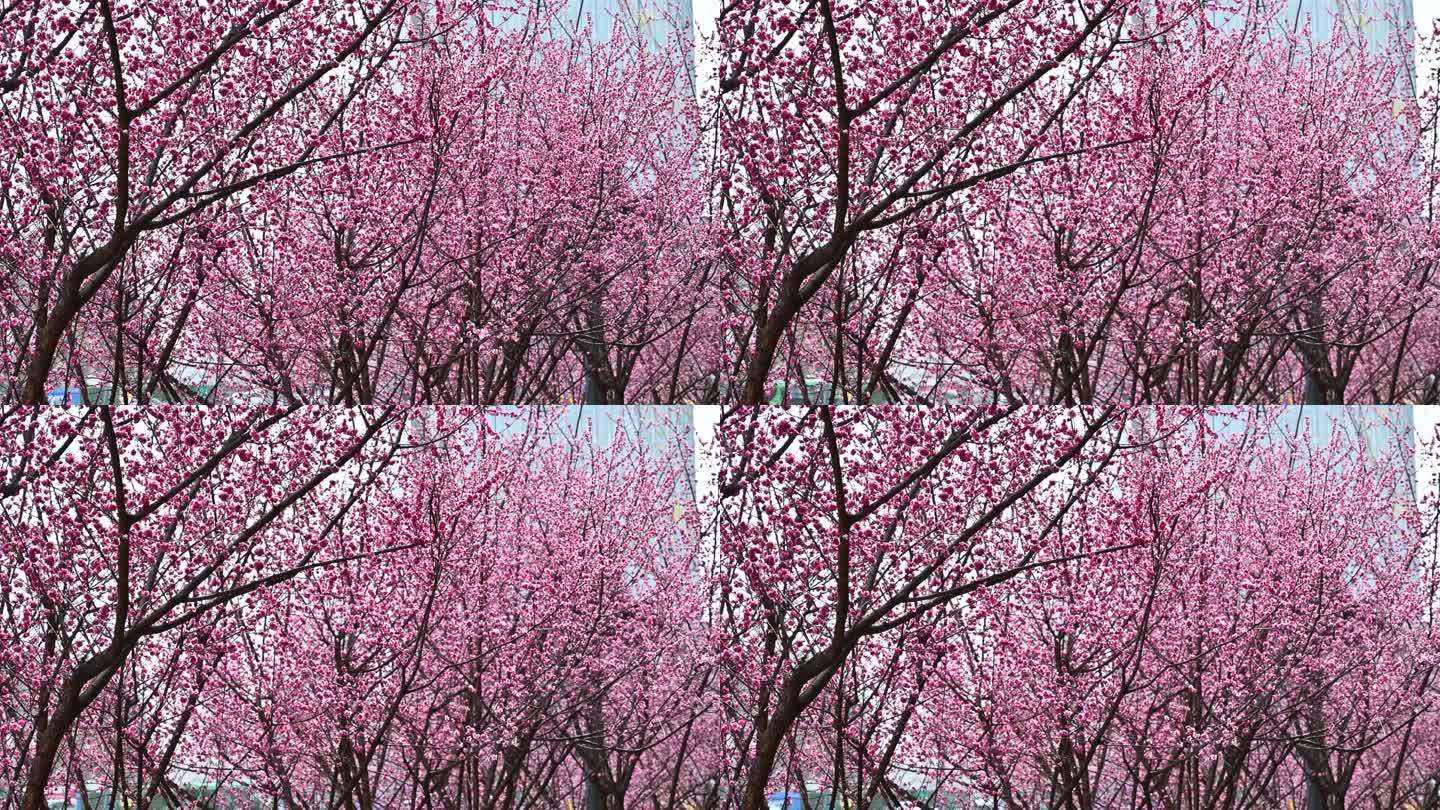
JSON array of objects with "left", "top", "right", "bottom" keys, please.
[
  {"left": 2, "top": 404, "right": 1437, "bottom": 809},
  {"left": 708, "top": 404, "right": 1145, "bottom": 807},
  {"left": 194, "top": 410, "right": 718, "bottom": 810},
  {"left": 5, "top": 0, "right": 1440, "bottom": 404},
  {"left": 0, "top": 0, "right": 433, "bottom": 403},
  {"left": 911, "top": 415, "right": 1435, "bottom": 809},
  {"left": 199, "top": 14, "right": 717, "bottom": 405},
  {"left": 709, "top": 0, "right": 1167, "bottom": 403}
]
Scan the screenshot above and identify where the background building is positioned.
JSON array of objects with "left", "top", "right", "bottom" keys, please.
[
  {"left": 1280, "top": 0, "right": 1414, "bottom": 48},
  {"left": 555, "top": 0, "right": 694, "bottom": 54}
]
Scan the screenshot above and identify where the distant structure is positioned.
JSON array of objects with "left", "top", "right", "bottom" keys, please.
[
  {"left": 577, "top": 404, "right": 696, "bottom": 459},
  {"left": 1208, "top": 405, "right": 1417, "bottom": 467},
  {"left": 1279, "top": 0, "right": 1414, "bottom": 49},
  {"left": 554, "top": 0, "right": 696, "bottom": 87},
  {"left": 495, "top": 405, "right": 696, "bottom": 468},
  {"left": 560, "top": 0, "right": 693, "bottom": 47},
  {"left": 1288, "top": 403, "right": 1417, "bottom": 468},
  {"left": 1276, "top": 0, "right": 1417, "bottom": 98}
]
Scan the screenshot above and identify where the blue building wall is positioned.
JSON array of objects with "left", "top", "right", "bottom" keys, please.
[
  {"left": 554, "top": 0, "right": 693, "bottom": 49},
  {"left": 487, "top": 405, "right": 698, "bottom": 498},
  {"left": 550, "top": 0, "right": 695, "bottom": 87},
  {"left": 1207, "top": 405, "right": 1418, "bottom": 505},
  {"left": 1210, "top": 0, "right": 1415, "bottom": 87},
  {"left": 1277, "top": 0, "right": 1414, "bottom": 47}
]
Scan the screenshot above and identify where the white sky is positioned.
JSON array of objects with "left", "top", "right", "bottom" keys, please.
[
  {"left": 1419, "top": 407, "right": 1438, "bottom": 506},
  {"left": 1408, "top": 0, "right": 1437, "bottom": 502},
  {"left": 692, "top": 0, "right": 720, "bottom": 99},
  {"left": 1420, "top": 0, "right": 1440, "bottom": 99},
  {"left": 692, "top": 405, "right": 719, "bottom": 507}
]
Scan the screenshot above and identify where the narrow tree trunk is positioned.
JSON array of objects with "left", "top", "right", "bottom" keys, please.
[
  {"left": 21, "top": 685, "right": 85, "bottom": 810},
  {"left": 739, "top": 687, "right": 805, "bottom": 810}
]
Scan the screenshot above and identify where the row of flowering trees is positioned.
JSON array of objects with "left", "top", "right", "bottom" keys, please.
[
  {"left": 714, "top": 0, "right": 1440, "bottom": 404},
  {"left": 1, "top": 404, "right": 1437, "bottom": 809},
  {"left": 712, "top": 405, "right": 1440, "bottom": 809},
  {"left": 4, "top": 0, "right": 1440, "bottom": 404},
  {"left": 0, "top": 407, "right": 721, "bottom": 810},
  {"left": 1, "top": 0, "right": 716, "bottom": 405}
]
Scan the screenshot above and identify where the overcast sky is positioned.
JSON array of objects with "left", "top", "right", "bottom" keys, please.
[{"left": 1420, "top": 0, "right": 1438, "bottom": 102}]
